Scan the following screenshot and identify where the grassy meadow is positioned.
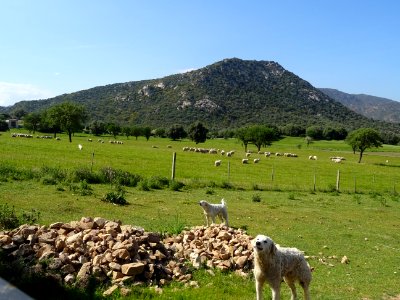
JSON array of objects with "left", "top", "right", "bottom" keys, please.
[{"left": 0, "top": 129, "right": 400, "bottom": 299}]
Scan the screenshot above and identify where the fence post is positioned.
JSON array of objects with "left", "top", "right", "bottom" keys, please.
[
  {"left": 354, "top": 176, "right": 357, "bottom": 193},
  {"left": 336, "top": 170, "right": 340, "bottom": 192},
  {"left": 271, "top": 166, "right": 274, "bottom": 182},
  {"left": 313, "top": 173, "right": 316, "bottom": 192},
  {"left": 227, "top": 161, "right": 230, "bottom": 181},
  {"left": 91, "top": 151, "right": 95, "bottom": 172},
  {"left": 171, "top": 152, "right": 176, "bottom": 180}
]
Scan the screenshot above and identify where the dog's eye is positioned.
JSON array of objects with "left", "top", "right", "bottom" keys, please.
[{"left": 263, "top": 240, "right": 268, "bottom": 243}]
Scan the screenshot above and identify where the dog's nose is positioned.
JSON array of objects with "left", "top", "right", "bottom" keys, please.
[{"left": 256, "top": 241, "right": 261, "bottom": 246}]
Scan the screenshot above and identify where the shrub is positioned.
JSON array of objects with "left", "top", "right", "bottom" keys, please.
[
  {"left": 70, "top": 180, "right": 93, "bottom": 196},
  {"left": 220, "top": 181, "right": 234, "bottom": 190},
  {"left": 252, "top": 194, "right": 262, "bottom": 202},
  {"left": 69, "top": 167, "right": 101, "bottom": 184},
  {"left": 0, "top": 204, "right": 40, "bottom": 230},
  {"left": 40, "top": 166, "right": 66, "bottom": 182},
  {"left": 170, "top": 180, "right": 185, "bottom": 191},
  {"left": 138, "top": 180, "right": 151, "bottom": 191},
  {"left": 41, "top": 176, "right": 57, "bottom": 185},
  {"left": 101, "top": 186, "right": 127, "bottom": 205},
  {"left": 99, "top": 167, "right": 141, "bottom": 187},
  {"left": 147, "top": 176, "right": 169, "bottom": 189}
]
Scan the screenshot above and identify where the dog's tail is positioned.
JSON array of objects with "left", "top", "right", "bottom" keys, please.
[{"left": 221, "top": 198, "right": 226, "bottom": 206}]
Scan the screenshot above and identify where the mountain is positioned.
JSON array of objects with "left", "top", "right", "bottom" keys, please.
[
  {"left": 1, "top": 58, "right": 399, "bottom": 135},
  {"left": 319, "top": 88, "right": 400, "bottom": 123}
]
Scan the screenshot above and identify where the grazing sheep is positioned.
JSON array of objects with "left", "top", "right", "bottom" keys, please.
[
  {"left": 252, "top": 235, "right": 312, "bottom": 300},
  {"left": 246, "top": 152, "right": 251, "bottom": 157},
  {"left": 254, "top": 158, "right": 260, "bottom": 163},
  {"left": 331, "top": 158, "right": 342, "bottom": 163},
  {"left": 242, "top": 158, "right": 249, "bottom": 164},
  {"left": 78, "top": 144, "right": 83, "bottom": 150},
  {"left": 214, "top": 160, "right": 222, "bottom": 167},
  {"left": 88, "top": 138, "right": 92, "bottom": 142},
  {"left": 265, "top": 152, "right": 271, "bottom": 157},
  {"left": 308, "top": 155, "right": 317, "bottom": 160}
]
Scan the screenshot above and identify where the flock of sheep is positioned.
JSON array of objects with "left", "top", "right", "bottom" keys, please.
[{"left": 181, "top": 146, "right": 348, "bottom": 167}]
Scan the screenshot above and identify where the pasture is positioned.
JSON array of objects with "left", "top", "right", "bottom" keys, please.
[{"left": 0, "top": 130, "right": 399, "bottom": 299}]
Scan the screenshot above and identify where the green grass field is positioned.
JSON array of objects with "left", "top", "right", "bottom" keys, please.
[{"left": 0, "top": 130, "right": 399, "bottom": 299}]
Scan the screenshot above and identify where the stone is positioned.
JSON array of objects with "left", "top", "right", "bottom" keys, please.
[{"left": 121, "top": 262, "right": 145, "bottom": 276}]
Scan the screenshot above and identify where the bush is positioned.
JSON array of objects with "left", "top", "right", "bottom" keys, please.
[
  {"left": 147, "top": 176, "right": 170, "bottom": 189},
  {"left": 0, "top": 203, "right": 40, "bottom": 230},
  {"left": 99, "top": 167, "right": 141, "bottom": 187},
  {"left": 101, "top": 186, "right": 127, "bottom": 205},
  {"left": 252, "top": 194, "right": 262, "bottom": 203},
  {"left": 69, "top": 167, "right": 101, "bottom": 184},
  {"left": 70, "top": 180, "right": 93, "bottom": 196},
  {"left": 40, "top": 166, "right": 66, "bottom": 182},
  {"left": 170, "top": 180, "right": 185, "bottom": 191}
]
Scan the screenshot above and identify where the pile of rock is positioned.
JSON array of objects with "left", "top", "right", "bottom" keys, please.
[
  {"left": 164, "top": 225, "right": 254, "bottom": 277},
  {"left": 0, "top": 217, "right": 255, "bottom": 295}
]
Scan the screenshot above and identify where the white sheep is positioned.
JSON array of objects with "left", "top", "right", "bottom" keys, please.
[
  {"left": 214, "top": 160, "right": 222, "bottom": 167},
  {"left": 78, "top": 144, "right": 83, "bottom": 150},
  {"left": 254, "top": 158, "right": 260, "bottom": 163},
  {"left": 246, "top": 152, "right": 251, "bottom": 158},
  {"left": 242, "top": 158, "right": 249, "bottom": 164},
  {"left": 309, "top": 155, "right": 317, "bottom": 160}
]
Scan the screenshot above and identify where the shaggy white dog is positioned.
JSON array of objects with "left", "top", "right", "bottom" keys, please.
[
  {"left": 198, "top": 198, "right": 229, "bottom": 227},
  {"left": 252, "top": 235, "right": 312, "bottom": 300}
]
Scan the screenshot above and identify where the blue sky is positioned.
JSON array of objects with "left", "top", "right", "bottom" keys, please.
[{"left": 1, "top": 0, "right": 399, "bottom": 106}]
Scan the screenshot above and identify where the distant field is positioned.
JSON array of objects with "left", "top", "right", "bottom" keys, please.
[
  {"left": 0, "top": 130, "right": 399, "bottom": 299},
  {"left": 2, "top": 130, "right": 400, "bottom": 193}
]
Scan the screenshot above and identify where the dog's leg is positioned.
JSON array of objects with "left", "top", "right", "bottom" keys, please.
[
  {"left": 204, "top": 214, "right": 210, "bottom": 226},
  {"left": 255, "top": 277, "right": 265, "bottom": 300},
  {"left": 270, "top": 284, "right": 281, "bottom": 300},
  {"left": 301, "top": 283, "right": 311, "bottom": 300},
  {"left": 284, "top": 278, "right": 297, "bottom": 300}
]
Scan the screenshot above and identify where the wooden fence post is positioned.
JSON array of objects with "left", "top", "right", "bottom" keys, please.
[
  {"left": 171, "top": 152, "right": 176, "bottom": 180},
  {"left": 227, "top": 161, "right": 230, "bottom": 181},
  {"left": 336, "top": 170, "right": 340, "bottom": 192},
  {"left": 313, "top": 173, "right": 316, "bottom": 192},
  {"left": 354, "top": 176, "right": 357, "bottom": 193}
]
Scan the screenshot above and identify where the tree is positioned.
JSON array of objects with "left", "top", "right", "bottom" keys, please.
[
  {"left": 235, "top": 127, "right": 251, "bottom": 152},
  {"left": 168, "top": 125, "right": 187, "bottom": 141},
  {"left": 142, "top": 127, "right": 152, "bottom": 141},
  {"left": 236, "top": 125, "right": 279, "bottom": 152},
  {"left": 188, "top": 122, "right": 208, "bottom": 144},
  {"left": 89, "top": 121, "right": 106, "bottom": 136},
  {"left": 345, "top": 128, "right": 383, "bottom": 163},
  {"left": 0, "top": 120, "right": 8, "bottom": 132},
  {"left": 106, "top": 123, "right": 120, "bottom": 139},
  {"left": 131, "top": 126, "right": 142, "bottom": 140},
  {"left": 47, "top": 102, "right": 86, "bottom": 142},
  {"left": 122, "top": 126, "right": 132, "bottom": 139},
  {"left": 247, "top": 125, "right": 279, "bottom": 152},
  {"left": 306, "top": 125, "right": 324, "bottom": 140},
  {"left": 23, "top": 112, "right": 42, "bottom": 134}
]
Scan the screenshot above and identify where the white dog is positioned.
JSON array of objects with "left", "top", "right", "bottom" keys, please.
[
  {"left": 252, "top": 235, "right": 312, "bottom": 300},
  {"left": 198, "top": 198, "right": 229, "bottom": 227}
]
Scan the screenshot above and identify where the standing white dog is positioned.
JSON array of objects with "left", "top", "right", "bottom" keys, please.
[
  {"left": 198, "top": 198, "right": 229, "bottom": 227},
  {"left": 252, "top": 235, "right": 312, "bottom": 300}
]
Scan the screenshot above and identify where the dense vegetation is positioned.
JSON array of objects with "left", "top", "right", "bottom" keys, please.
[{"left": 2, "top": 58, "right": 400, "bottom": 140}]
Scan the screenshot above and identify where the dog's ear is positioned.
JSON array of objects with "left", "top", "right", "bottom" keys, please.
[{"left": 269, "top": 241, "right": 277, "bottom": 256}]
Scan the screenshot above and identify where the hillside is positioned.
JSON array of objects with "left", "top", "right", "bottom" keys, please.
[
  {"left": 1, "top": 58, "right": 400, "bottom": 134},
  {"left": 319, "top": 88, "right": 400, "bottom": 123}
]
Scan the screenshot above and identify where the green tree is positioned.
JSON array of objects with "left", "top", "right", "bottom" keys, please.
[
  {"left": 168, "top": 125, "right": 187, "bottom": 141},
  {"left": 23, "top": 112, "right": 42, "bottom": 134},
  {"left": 0, "top": 120, "right": 8, "bottom": 132},
  {"left": 235, "top": 127, "right": 251, "bottom": 152},
  {"left": 306, "top": 125, "right": 324, "bottom": 140},
  {"left": 107, "top": 123, "right": 120, "bottom": 139},
  {"left": 46, "top": 102, "right": 86, "bottom": 142},
  {"left": 247, "top": 125, "right": 279, "bottom": 152},
  {"left": 131, "top": 126, "right": 142, "bottom": 140},
  {"left": 345, "top": 128, "right": 383, "bottom": 163},
  {"left": 89, "top": 121, "right": 106, "bottom": 136},
  {"left": 142, "top": 126, "right": 152, "bottom": 141},
  {"left": 188, "top": 122, "right": 208, "bottom": 144},
  {"left": 122, "top": 126, "right": 132, "bottom": 139}
]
